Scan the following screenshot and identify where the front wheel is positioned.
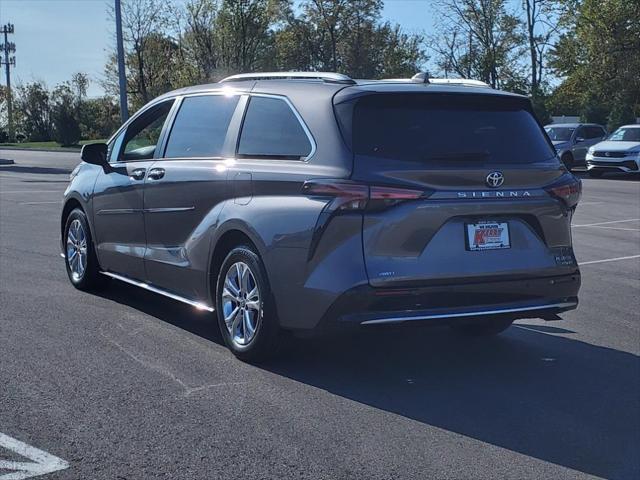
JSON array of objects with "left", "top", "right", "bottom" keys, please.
[
  {"left": 64, "top": 208, "right": 105, "bottom": 290},
  {"left": 215, "top": 245, "right": 280, "bottom": 362},
  {"left": 450, "top": 317, "right": 514, "bottom": 336}
]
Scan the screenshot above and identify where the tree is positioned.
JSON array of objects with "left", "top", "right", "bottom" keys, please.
[
  {"left": 215, "top": 0, "right": 278, "bottom": 74},
  {"left": 521, "top": 0, "right": 560, "bottom": 93},
  {"left": 80, "top": 96, "right": 121, "bottom": 140},
  {"left": 275, "top": 0, "right": 424, "bottom": 78},
  {"left": 549, "top": 0, "right": 640, "bottom": 129},
  {"left": 14, "top": 81, "right": 52, "bottom": 142},
  {"left": 51, "top": 83, "right": 81, "bottom": 146},
  {"left": 430, "top": 0, "right": 526, "bottom": 89},
  {"left": 180, "top": 0, "right": 221, "bottom": 82},
  {"left": 113, "top": 0, "right": 172, "bottom": 108}
]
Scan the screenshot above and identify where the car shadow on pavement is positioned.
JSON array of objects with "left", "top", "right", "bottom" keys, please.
[
  {"left": 269, "top": 325, "right": 640, "bottom": 480},
  {"left": 97, "top": 283, "right": 639, "bottom": 480}
]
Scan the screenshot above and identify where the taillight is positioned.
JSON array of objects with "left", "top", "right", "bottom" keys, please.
[
  {"left": 301, "top": 180, "right": 369, "bottom": 211},
  {"left": 545, "top": 175, "right": 582, "bottom": 208},
  {"left": 302, "top": 180, "right": 425, "bottom": 211}
]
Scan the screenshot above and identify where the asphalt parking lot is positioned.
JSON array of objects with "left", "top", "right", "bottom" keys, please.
[{"left": 1, "top": 149, "right": 638, "bottom": 480}]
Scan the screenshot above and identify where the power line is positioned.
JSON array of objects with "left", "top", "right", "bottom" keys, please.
[{"left": 1, "top": 22, "right": 16, "bottom": 142}]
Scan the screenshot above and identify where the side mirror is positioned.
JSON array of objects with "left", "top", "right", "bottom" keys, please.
[
  {"left": 575, "top": 137, "right": 585, "bottom": 143},
  {"left": 80, "top": 142, "right": 108, "bottom": 167}
]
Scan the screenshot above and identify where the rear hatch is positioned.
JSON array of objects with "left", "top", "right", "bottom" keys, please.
[{"left": 334, "top": 91, "right": 580, "bottom": 287}]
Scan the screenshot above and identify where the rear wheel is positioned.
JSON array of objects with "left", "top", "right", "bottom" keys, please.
[
  {"left": 561, "top": 153, "right": 574, "bottom": 170},
  {"left": 64, "top": 208, "right": 105, "bottom": 290},
  {"left": 451, "top": 317, "right": 514, "bottom": 336},
  {"left": 215, "top": 245, "right": 280, "bottom": 362},
  {"left": 588, "top": 170, "right": 604, "bottom": 178}
]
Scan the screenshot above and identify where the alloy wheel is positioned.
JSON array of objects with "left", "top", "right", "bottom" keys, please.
[
  {"left": 66, "top": 219, "right": 88, "bottom": 281},
  {"left": 221, "top": 262, "right": 262, "bottom": 347}
]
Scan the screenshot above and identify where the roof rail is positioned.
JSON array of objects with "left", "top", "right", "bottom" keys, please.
[
  {"left": 410, "top": 73, "right": 490, "bottom": 88},
  {"left": 220, "top": 71, "right": 356, "bottom": 85}
]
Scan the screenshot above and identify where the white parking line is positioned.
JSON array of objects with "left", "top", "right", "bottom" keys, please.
[
  {"left": 577, "top": 201, "right": 605, "bottom": 205},
  {"left": 20, "top": 201, "right": 61, "bottom": 205},
  {"left": 583, "top": 226, "right": 640, "bottom": 232},
  {"left": 580, "top": 255, "right": 640, "bottom": 266},
  {"left": 573, "top": 218, "right": 639, "bottom": 227},
  {"left": 0, "top": 432, "right": 69, "bottom": 479}
]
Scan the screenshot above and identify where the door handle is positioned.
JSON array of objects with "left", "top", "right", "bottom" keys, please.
[
  {"left": 129, "top": 168, "right": 146, "bottom": 181},
  {"left": 148, "top": 168, "right": 165, "bottom": 180}
]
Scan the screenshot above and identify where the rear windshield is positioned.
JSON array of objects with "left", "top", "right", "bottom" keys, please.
[{"left": 347, "top": 94, "right": 556, "bottom": 164}]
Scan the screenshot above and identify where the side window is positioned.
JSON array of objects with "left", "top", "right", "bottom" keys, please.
[
  {"left": 238, "top": 96, "right": 312, "bottom": 159},
  {"left": 164, "top": 95, "right": 240, "bottom": 158},
  {"left": 121, "top": 101, "right": 173, "bottom": 161},
  {"left": 587, "top": 126, "right": 605, "bottom": 139},
  {"left": 575, "top": 127, "right": 586, "bottom": 140}
]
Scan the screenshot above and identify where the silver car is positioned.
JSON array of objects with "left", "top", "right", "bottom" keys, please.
[
  {"left": 544, "top": 123, "right": 607, "bottom": 169},
  {"left": 586, "top": 124, "right": 640, "bottom": 177}
]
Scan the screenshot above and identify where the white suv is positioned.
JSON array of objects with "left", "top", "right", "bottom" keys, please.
[{"left": 586, "top": 124, "right": 640, "bottom": 177}]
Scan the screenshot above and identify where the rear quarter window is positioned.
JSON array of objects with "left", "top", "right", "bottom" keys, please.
[
  {"left": 238, "top": 96, "right": 312, "bottom": 159},
  {"left": 348, "top": 94, "right": 556, "bottom": 165},
  {"left": 164, "top": 94, "right": 240, "bottom": 158}
]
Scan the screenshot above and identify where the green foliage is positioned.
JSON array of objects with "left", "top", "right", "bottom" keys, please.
[
  {"left": 103, "top": 0, "right": 425, "bottom": 112},
  {"left": 530, "top": 92, "right": 552, "bottom": 125},
  {"left": 51, "top": 83, "right": 81, "bottom": 146},
  {"left": 80, "top": 97, "right": 121, "bottom": 140},
  {"left": 13, "top": 74, "right": 119, "bottom": 144},
  {"left": 14, "top": 81, "right": 52, "bottom": 142},
  {"left": 550, "top": 0, "right": 640, "bottom": 128}
]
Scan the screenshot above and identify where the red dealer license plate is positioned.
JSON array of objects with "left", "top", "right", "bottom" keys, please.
[{"left": 466, "top": 221, "right": 511, "bottom": 251}]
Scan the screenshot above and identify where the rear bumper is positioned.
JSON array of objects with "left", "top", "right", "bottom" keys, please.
[{"left": 317, "top": 272, "right": 580, "bottom": 329}]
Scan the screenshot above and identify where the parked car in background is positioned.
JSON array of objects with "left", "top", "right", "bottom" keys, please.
[
  {"left": 544, "top": 123, "right": 607, "bottom": 169},
  {"left": 586, "top": 124, "right": 640, "bottom": 177},
  {"left": 62, "top": 72, "right": 581, "bottom": 361}
]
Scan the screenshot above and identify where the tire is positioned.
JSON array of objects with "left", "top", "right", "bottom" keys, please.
[
  {"left": 451, "top": 317, "right": 514, "bottom": 336},
  {"left": 63, "top": 208, "right": 106, "bottom": 291},
  {"left": 215, "top": 245, "right": 280, "bottom": 362},
  {"left": 588, "top": 170, "right": 603, "bottom": 178},
  {"left": 561, "top": 153, "right": 574, "bottom": 170}
]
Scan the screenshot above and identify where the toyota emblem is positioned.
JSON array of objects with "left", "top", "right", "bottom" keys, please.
[{"left": 486, "top": 171, "right": 504, "bottom": 188}]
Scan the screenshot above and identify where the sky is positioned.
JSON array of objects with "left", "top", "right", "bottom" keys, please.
[{"left": 0, "top": 0, "right": 436, "bottom": 98}]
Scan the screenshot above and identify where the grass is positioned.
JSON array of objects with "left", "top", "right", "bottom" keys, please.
[{"left": 0, "top": 139, "right": 106, "bottom": 151}]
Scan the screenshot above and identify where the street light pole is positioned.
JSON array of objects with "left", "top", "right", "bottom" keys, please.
[{"left": 115, "top": 0, "right": 129, "bottom": 122}]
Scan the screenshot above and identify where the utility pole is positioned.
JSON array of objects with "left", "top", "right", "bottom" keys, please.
[
  {"left": 114, "top": 0, "right": 129, "bottom": 122},
  {"left": 1, "top": 23, "right": 16, "bottom": 142}
]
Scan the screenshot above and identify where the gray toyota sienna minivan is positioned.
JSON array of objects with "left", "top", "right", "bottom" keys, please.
[{"left": 62, "top": 72, "right": 581, "bottom": 361}]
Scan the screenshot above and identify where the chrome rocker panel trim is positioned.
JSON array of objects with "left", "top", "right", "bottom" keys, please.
[
  {"left": 360, "top": 301, "right": 577, "bottom": 325},
  {"left": 100, "top": 271, "right": 215, "bottom": 312}
]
